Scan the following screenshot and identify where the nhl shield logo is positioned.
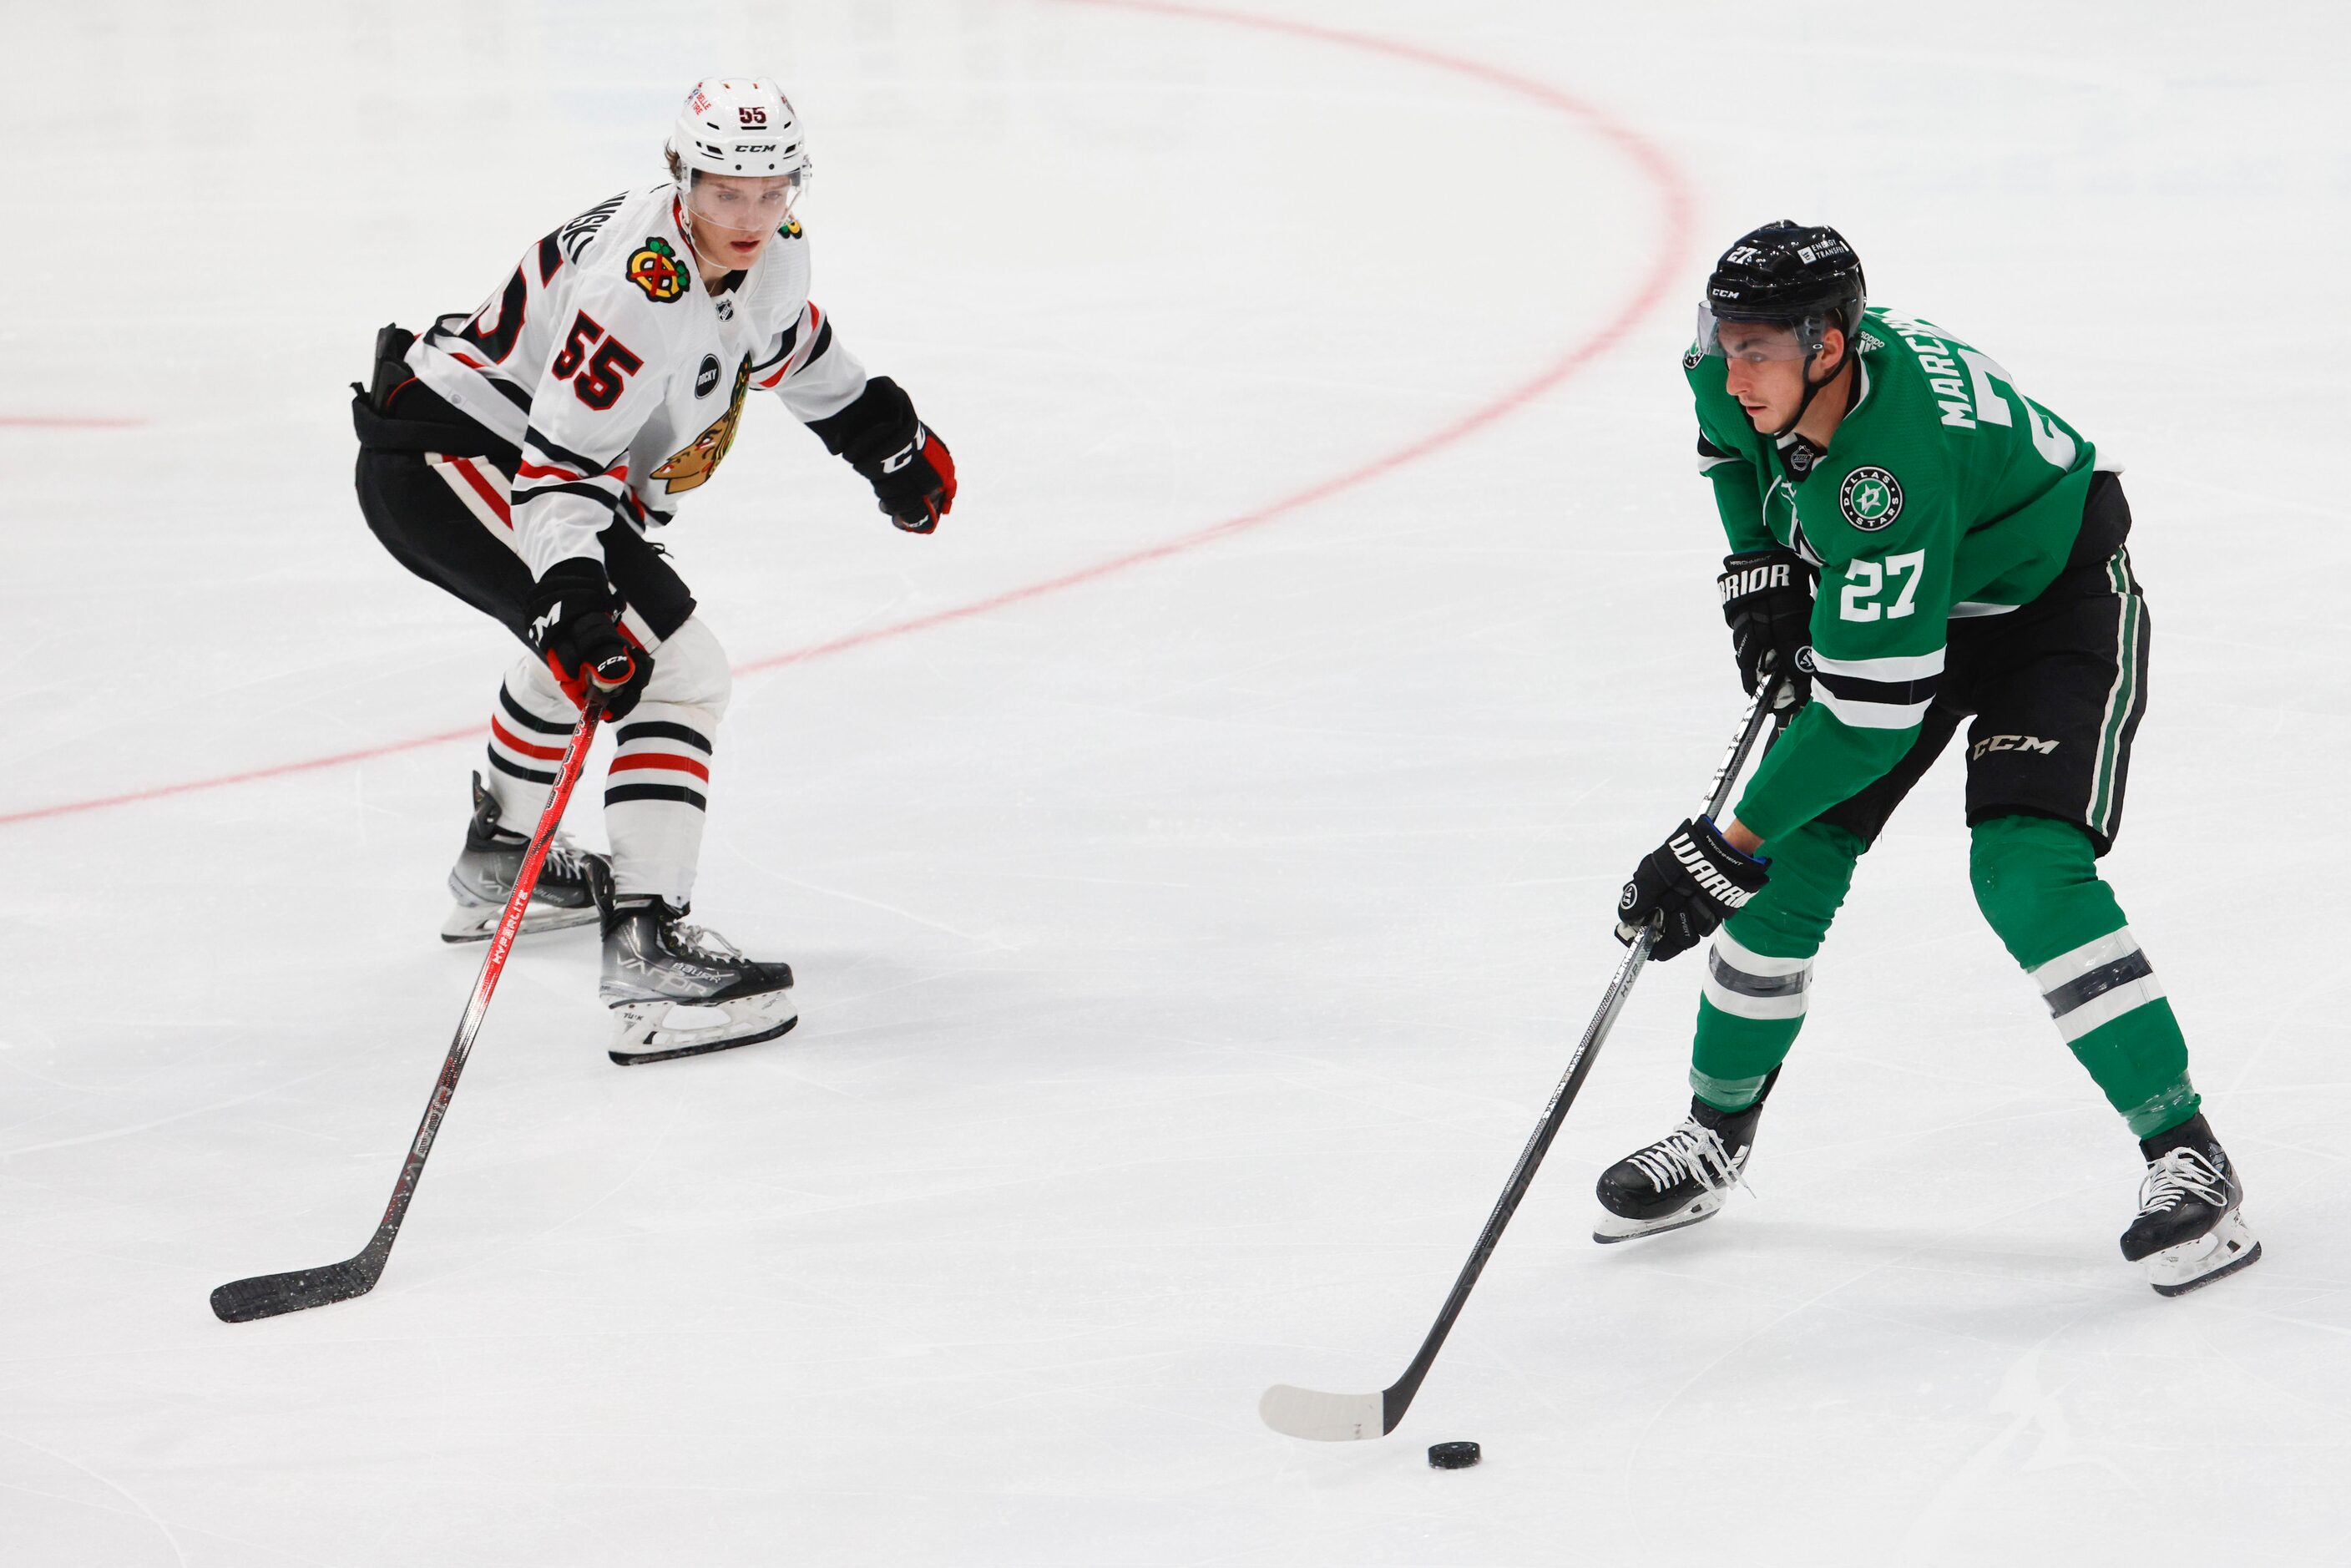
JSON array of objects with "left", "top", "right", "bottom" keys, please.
[{"left": 1839, "top": 466, "right": 1904, "bottom": 532}]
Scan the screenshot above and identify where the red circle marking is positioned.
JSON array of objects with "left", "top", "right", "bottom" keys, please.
[{"left": 0, "top": 4, "right": 1693, "bottom": 830}]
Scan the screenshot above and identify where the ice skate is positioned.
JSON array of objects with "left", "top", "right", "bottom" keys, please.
[
  {"left": 1593, "top": 1074, "right": 1774, "bottom": 1243},
  {"left": 2121, "top": 1114, "right": 2261, "bottom": 1297},
  {"left": 441, "top": 773, "right": 611, "bottom": 942},
  {"left": 600, "top": 896, "right": 797, "bottom": 1065}
]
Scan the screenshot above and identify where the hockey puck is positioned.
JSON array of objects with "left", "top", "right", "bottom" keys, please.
[{"left": 1427, "top": 1440, "right": 1481, "bottom": 1469}]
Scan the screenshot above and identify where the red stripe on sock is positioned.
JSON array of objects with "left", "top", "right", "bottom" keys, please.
[
  {"left": 609, "top": 752, "right": 711, "bottom": 781},
  {"left": 489, "top": 716, "right": 567, "bottom": 761}
]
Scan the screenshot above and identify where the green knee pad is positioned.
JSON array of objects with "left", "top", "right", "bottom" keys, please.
[
  {"left": 1970, "top": 814, "right": 2197, "bottom": 1136},
  {"left": 1690, "top": 821, "right": 1866, "bottom": 1110},
  {"left": 1969, "top": 814, "right": 2123, "bottom": 969}
]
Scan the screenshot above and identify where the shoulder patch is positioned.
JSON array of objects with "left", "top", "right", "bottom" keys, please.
[
  {"left": 1839, "top": 466, "right": 1904, "bottom": 532},
  {"left": 1681, "top": 341, "right": 1704, "bottom": 371},
  {"left": 780, "top": 217, "right": 804, "bottom": 240},
  {"left": 627, "top": 236, "right": 687, "bottom": 303}
]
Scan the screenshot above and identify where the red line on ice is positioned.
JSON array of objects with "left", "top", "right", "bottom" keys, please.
[
  {"left": 0, "top": 3, "right": 1695, "bottom": 831},
  {"left": 0, "top": 416, "right": 149, "bottom": 428}
]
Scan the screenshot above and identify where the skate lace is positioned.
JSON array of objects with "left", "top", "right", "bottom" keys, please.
[
  {"left": 1627, "top": 1120, "right": 1745, "bottom": 1196},
  {"left": 663, "top": 918, "right": 743, "bottom": 965},
  {"left": 543, "top": 832, "right": 593, "bottom": 879},
  {"left": 2136, "top": 1149, "right": 2226, "bottom": 1217}
]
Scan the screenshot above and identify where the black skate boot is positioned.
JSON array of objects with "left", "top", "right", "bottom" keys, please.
[
  {"left": 599, "top": 896, "right": 797, "bottom": 1065},
  {"left": 2121, "top": 1113, "right": 2261, "bottom": 1296},
  {"left": 1593, "top": 1070, "right": 1777, "bottom": 1243},
  {"left": 441, "top": 773, "right": 611, "bottom": 942}
]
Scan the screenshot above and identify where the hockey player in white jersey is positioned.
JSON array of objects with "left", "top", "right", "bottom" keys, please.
[{"left": 353, "top": 78, "right": 956, "bottom": 1060}]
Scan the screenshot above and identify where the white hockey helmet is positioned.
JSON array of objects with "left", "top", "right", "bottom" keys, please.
[{"left": 667, "top": 78, "right": 810, "bottom": 180}]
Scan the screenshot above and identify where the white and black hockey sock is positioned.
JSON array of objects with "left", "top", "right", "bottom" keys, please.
[{"left": 482, "top": 654, "right": 577, "bottom": 827}]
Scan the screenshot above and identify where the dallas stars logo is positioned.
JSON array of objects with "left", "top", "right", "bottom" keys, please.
[{"left": 1839, "top": 466, "right": 1904, "bottom": 532}]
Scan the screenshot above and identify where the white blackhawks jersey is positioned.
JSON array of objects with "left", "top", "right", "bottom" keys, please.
[{"left": 405, "top": 184, "right": 867, "bottom": 579}]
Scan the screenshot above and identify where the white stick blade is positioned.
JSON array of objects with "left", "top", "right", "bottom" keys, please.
[{"left": 1259, "top": 1383, "right": 1385, "bottom": 1441}]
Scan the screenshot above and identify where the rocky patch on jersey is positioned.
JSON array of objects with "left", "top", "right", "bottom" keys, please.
[
  {"left": 1839, "top": 466, "right": 1904, "bottom": 532},
  {"left": 628, "top": 237, "right": 687, "bottom": 303},
  {"left": 695, "top": 353, "right": 721, "bottom": 397},
  {"left": 653, "top": 355, "right": 751, "bottom": 493}
]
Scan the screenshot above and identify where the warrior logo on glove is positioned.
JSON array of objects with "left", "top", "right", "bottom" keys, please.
[{"left": 1615, "top": 816, "right": 1770, "bottom": 961}]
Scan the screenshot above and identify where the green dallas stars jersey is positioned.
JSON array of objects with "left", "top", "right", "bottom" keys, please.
[{"left": 1686, "top": 304, "right": 2102, "bottom": 842}]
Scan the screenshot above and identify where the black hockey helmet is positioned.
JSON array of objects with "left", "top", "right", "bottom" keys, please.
[
  {"left": 1696, "top": 221, "right": 1868, "bottom": 436},
  {"left": 1700, "top": 220, "right": 1867, "bottom": 364}
]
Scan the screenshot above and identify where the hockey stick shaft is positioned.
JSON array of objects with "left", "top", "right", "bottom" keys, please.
[
  {"left": 1262, "top": 683, "right": 1782, "bottom": 1435},
  {"left": 210, "top": 691, "right": 607, "bottom": 1323}
]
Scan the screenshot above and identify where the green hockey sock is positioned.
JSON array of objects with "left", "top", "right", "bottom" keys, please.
[
  {"left": 1969, "top": 814, "right": 2197, "bottom": 1138},
  {"left": 1688, "top": 821, "right": 1866, "bottom": 1111}
]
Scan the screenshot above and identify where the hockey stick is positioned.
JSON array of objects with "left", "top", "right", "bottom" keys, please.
[
  {"left": 210, "top": 691, "right": 609, "bottom": 1323},
  {"left": 1259, "top": 681, "right": 1785, "bottom": 1439}
]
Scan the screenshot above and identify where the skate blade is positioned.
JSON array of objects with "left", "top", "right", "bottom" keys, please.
[
  {"left": 439, "top": 899, "right": 602, "bottom": 943},
  {"left": 1593, "top": 1190, "right": 1729, "bottom": 1245},
  {"left": 2146, "top": 1208, "right": 2262, "bottom": 1297},
  {"left": 607, "top": 990, "right": 798, "bottom": 1065}
]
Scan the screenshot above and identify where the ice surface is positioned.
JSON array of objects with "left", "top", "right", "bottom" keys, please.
[{"left": 3, "top": 2, "right": 2348, "bottom": 1564}]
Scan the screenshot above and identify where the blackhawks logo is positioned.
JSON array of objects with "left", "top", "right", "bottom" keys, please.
[
  {"left": 626, "top": 236, "right": 686, "bottom": 303},
  {"left": 1839, "top": 466, "right": 1904, "bottom": 532},
  {"left": 652, "top": 355, "right": 751, "bottom": 493}
]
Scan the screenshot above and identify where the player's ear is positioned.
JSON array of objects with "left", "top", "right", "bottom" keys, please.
[{"left": 1810, "top": 325, "right": 1848, "bottom": 383}]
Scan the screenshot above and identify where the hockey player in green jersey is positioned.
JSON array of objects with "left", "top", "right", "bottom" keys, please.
[{"left": 1600, "top": 221, "right": 2258, "bottom": 1296}]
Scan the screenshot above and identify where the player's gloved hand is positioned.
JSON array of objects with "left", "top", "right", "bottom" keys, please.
[
  {"left": 1719, "top": 548, "right": 1815, "bottom": 711},
  {"left": 807, "top": 375, "right": 957, "bottom": 534},
  {"left": 1615, "top": 816, "right": 1769, "bottom": 961},
  {"left": 524, "top": 559, "right": 652, "bottom": 719}
]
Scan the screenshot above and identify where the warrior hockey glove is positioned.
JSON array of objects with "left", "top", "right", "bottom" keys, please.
[
  {"left": 1615, "top": 816, "right": 1769, "bottom": 962},
  {"left": 525, "top": 559, "right": 651, "bottom": 719},
  {"left": 807, "top": 376, "right": 957, "bottom": 534},
  {"left": 1720, "top": 548, "right": 1815, "bottom": 711}
]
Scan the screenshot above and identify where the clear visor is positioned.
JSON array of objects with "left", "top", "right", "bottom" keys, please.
[
  {"left": 683, "top": 168, "right": 806, "bottom": 234},
  {"left": 1695, "top": 304, "right": 1810, "bottom": 363}
]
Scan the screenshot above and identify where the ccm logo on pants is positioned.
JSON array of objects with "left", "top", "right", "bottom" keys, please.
[{"left": 1972, "top": 734, "right": 2060, "bottom": 761}]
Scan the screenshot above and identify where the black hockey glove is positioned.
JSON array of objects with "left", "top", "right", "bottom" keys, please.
[
  {"left": 1719, "top": 548, "right": 1815, "bottom": 712},
  {"left": 525, "top": 559, "right": 652, "bottom": 719},
  {"left": 806, "top": 376, "right": 957, "bottom": 534},
  {"left": 1615, "top": 816, "right": 1769, "bottom": 962}
]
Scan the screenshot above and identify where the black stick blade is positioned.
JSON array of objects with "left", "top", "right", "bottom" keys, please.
[{"left": 210, "top": 1257, "right": 382, "bottom": 1323}]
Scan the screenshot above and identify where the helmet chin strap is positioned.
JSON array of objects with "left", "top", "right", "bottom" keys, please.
[
  {"left": 1768, "top": 343, "right": 1851, "bottom": 440},
  {"left": 674, "top": 192, "right": 741, "bottom": 281}
]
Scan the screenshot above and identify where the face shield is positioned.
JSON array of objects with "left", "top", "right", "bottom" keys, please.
[
  {"left": 682, "top": 168, "right": 807, "bottom": 239},
  {"left": 1694, "top": 304, "right": 1811, "bottom": 364}
]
